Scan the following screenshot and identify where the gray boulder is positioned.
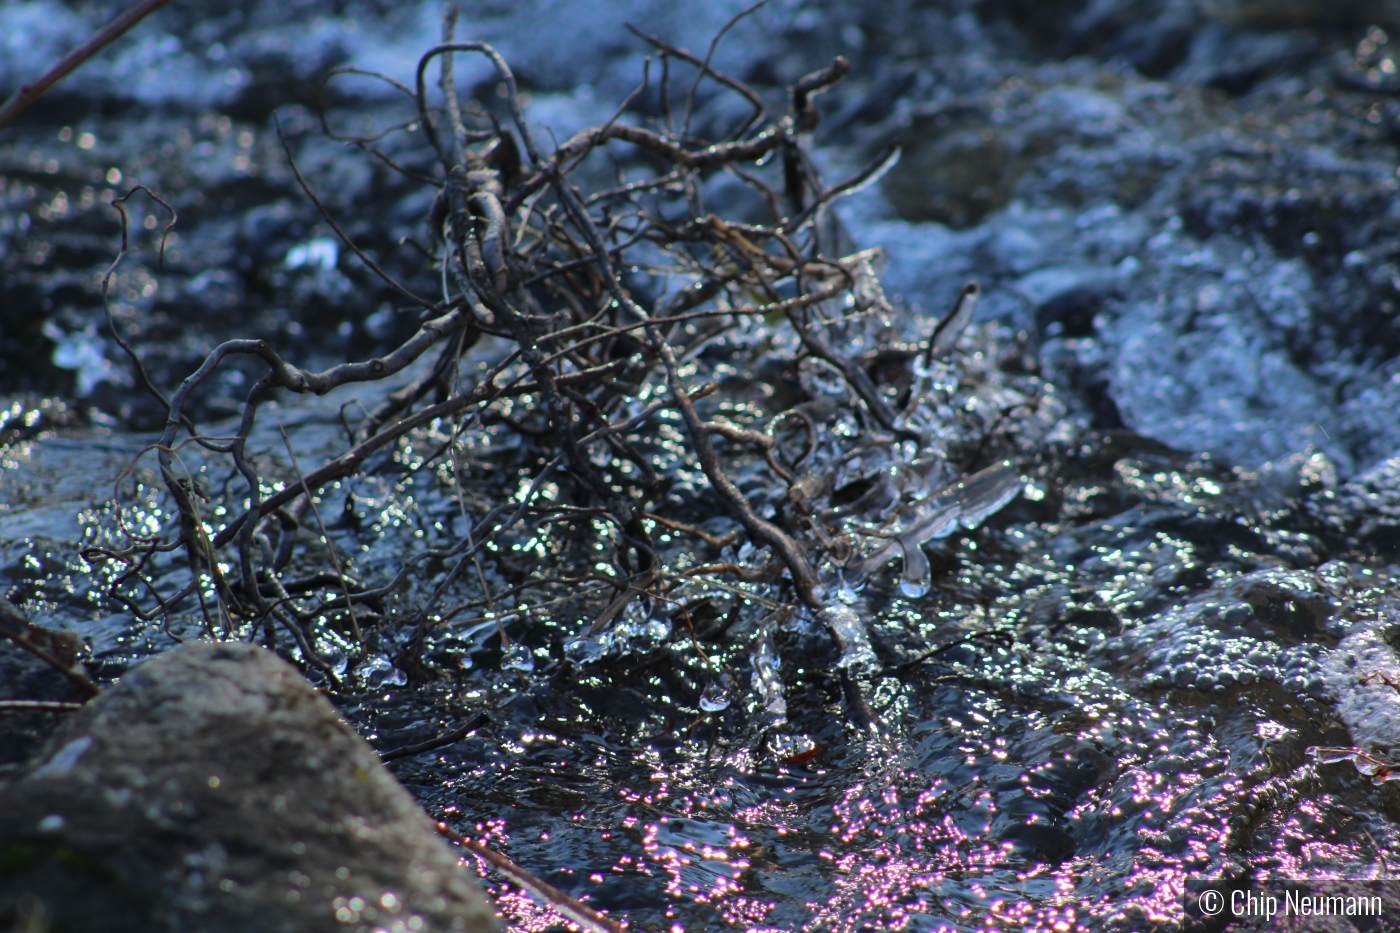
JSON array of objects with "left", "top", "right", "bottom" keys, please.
[{"left": 0, "top": 642, "right": 500, "bottom": 932}]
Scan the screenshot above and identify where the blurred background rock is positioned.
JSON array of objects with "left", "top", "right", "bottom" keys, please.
[{"left": 3, "top": 0, "right": 1400, "bottom": 472}]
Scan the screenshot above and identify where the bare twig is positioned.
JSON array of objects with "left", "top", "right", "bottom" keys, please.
[
  {"left": 0, "top": 597, "right": 100, "bottom": 700},
  {"left": 0, "top": 700, "right": 85, "bottom": 713},
  {"left": 380, "top": 712, "right": 487, "bottom": 762},
  {"left": 681, "top": 0, "right": 772, "bottom": 140},
  {"left": 275, "top": 115, "right": 439, "bottom": 311},
  {"left": 647, "top": 513, "right": 741, "bottom": 549},
  {"left": 438, "top": 822, "right": 626, "bottom": 933},
  {"left": 279, "top": 426, "right": 364, "bottom": 655},
  {"left": 82, "top": 23, "right": 1013, "bottom": 746},
  {"left": 0, "top": 0, "right": 174, "bottom": 131},
  {"left": 624, "top": 23, "right": 766, "bottom": 138}
]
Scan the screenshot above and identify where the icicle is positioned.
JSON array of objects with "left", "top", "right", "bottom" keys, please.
[
  {"left": 838, "top": 463, "right": 1022, "bottom": 596},
  {"left": 956, "top": 461, "right": 1023, "bottom": 529},
  {"left": 750, "top": 619, "right": 787, "bottom": 728},
  {"left": 821, "top": 603, "right": 877, "bottom": 673},
  {"left": 843, "top": 498, "right": 959, "bottom": 589},
  {"left": 897, "top": 535, "right": 930, "bottom": 599}
]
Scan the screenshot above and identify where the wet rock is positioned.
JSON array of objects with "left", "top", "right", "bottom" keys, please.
[
  {"left": 977, "top": 0, "right": 1203, "bottom": 70},
  {"left": 1312, "top": 452, "right": 1400, "bottom": 553},
  {"left": 1325, "top": 624, "right": 1400, "bottom": 752},
  {"left": 1173, "top": 22, "right": 1319, "bottom": 92},
  {"left": 1000, "top": 821, "right": 1076, "bottom": 863},
  {"left": 857, "top": 42, "right": 1400, "bottom": 474},
  {"left": 1090, "top": 1, "right": 1203, "bottom": 76},
  {"left": 974, "top": 0, "right": 1369, "bottom": 83},
  {"left": 881, "top": 105, "right": 1021, "bottom": 229},
  {"left": 1199, "top": 0, "right": 1400, "bottom": 29},
  {"left": 880, "top": 86, "right": 1131, "bottom": 228},
  {"left": 0, "top": 641, "right": 499, "bottom": 932}
]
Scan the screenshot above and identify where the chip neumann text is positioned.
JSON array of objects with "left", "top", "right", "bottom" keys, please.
[{"left": 1232, "top": 889, "right": 1382, "bottom": 919}]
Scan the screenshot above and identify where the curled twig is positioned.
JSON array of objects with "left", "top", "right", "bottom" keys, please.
[{"left": 82, "top": 23, "right": 1005, "bottom": 743}]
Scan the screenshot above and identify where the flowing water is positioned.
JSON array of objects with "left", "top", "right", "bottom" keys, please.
[
  {"left": 7, "top": 336, "right": 1400, "bottom": 932},
  {"left": 7, "top": 3, "right": 1400, "bottom": 931}
]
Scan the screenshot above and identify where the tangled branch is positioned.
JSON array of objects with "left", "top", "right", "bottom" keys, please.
[{"left": 86, "top": 14, "right": 1035, "bottom": 734}]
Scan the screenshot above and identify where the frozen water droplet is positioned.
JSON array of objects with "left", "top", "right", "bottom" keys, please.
[
  {"left": 899, "top": 578, "right": 928, "bottom": 599},
  {"left": 838, "top": 573, "right": 860, "bottom": 605},
  {"left": 502, "top": 643, "right": 535, "bottom": 672},
  {"left": 699, "top": 674, "right": 733, "bottom": 712},
  {"left": 359, "top": 653, "right": 403, "bottom": 687},
  {"left": 564, "top": 635, "right": 607, "bottom": 663},
  {"left": 898, "top": 536, "right": 930, "bottom": 598}
]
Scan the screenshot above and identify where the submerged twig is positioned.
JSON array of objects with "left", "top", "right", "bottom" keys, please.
[
  {"left": 438, "top": 821, "right": 626, "bottom": 933},
  {"left": 0, "top": 597, "right": 100, "bottom": 700},
  {"left": 380, "top": 713, "right": 487, "bottom": 762},
  {"left": 0, "top": 700, "right": 85, "bottom": 713}
]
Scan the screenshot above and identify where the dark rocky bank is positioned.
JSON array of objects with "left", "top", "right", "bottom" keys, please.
[{"left": 0, "top": 639, "right": 499, "bottom": 932}]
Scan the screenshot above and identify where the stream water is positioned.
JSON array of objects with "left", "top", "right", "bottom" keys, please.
[
  {"left": 7, "top": 2, "right": 1400, "bottom": 932},
  {"left": 7, "top": 333, "right": 1400, "bottom": 933}
]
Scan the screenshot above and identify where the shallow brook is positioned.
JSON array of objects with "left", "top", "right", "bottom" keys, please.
[
  {"left": 8, "top": 2, "right": 1400, "bottom": 932},
  {"left": 7, "top": 345, "right": 1400, "bottom": 932}
]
